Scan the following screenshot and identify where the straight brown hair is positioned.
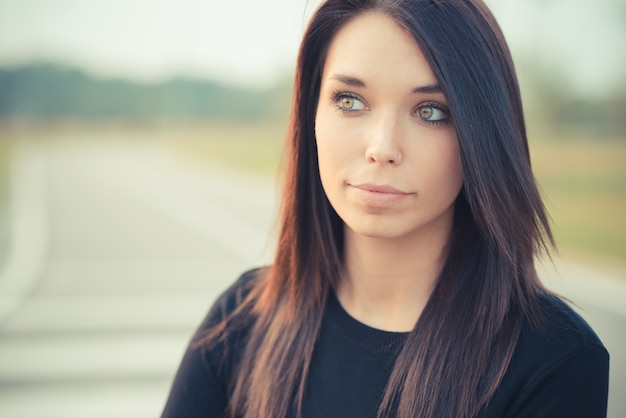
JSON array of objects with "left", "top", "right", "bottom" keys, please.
[{"left": 205, "top": 1, "right": 554, "bottom": 417}]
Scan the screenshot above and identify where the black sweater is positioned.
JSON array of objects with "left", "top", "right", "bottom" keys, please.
[{"left": 161, "top": 269, "right": 609, "bottom": 418}]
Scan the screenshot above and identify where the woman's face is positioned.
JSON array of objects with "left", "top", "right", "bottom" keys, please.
[{"left": 315, "top": 12, "right": 463, "bottom": 242}]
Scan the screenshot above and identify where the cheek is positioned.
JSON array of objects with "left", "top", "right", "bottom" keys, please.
[
  {"left": 315, "top": 114, "right": 353, "bottom": 184},
  {"left": 414, "top": 132, "right": 463, "bottom": 196}
]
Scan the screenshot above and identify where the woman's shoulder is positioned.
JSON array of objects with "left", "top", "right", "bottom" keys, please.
[
  {"left": 516, "top": 291, "right": 609, "bottom": 381},
  {"left": 506, "top": 291, "right": 608, "bottom": 381},
  {"left": 191, "top": 267, "right": 266, "bottom": 376},
  {"left": 160, "top": 268, "right": 266, "bottom": 417},
  {"left": 513, "top": 292, "right": 608, "bottom": 370},
  {"left": 189, "top": 266, "right": 266, "bottom": 373},
  {"left": 199, "top": 266, "right": 265, "bottom": 332},
  {"left": 484, "top": 292, "right": 609, "bottom": 417}
]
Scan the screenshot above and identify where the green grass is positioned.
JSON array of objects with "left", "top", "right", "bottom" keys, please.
[{"left": 529, "top": 137, "right": 626, "bottom": 264}]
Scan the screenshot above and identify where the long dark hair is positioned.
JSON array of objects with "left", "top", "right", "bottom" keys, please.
[{"left": 208, "top": 1, "right": 554, "bottom": 417}]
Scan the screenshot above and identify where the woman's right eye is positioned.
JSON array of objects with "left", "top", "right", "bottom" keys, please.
[{"left": 332, "top": 92, "right": 365, "bottom": 113}]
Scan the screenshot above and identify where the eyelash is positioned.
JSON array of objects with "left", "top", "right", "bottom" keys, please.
[{"left": 330, "top": 90, "right": 451, "bottom": 126}]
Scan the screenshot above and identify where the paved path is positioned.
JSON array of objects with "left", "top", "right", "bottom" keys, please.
[
  {"left": 0, "top": 139, "right": 277, "bottom": 418},
  {"left": 0, "top": 139, "right": 623, "bottom": 417}
]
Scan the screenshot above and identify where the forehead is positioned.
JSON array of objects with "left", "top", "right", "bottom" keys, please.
[{"left": 322, "top": 12, "right": 438, "bottom": 87}]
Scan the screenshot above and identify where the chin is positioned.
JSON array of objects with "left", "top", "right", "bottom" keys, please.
[{"left": 344, "top": 219, "right": 411, "bottom": 241}]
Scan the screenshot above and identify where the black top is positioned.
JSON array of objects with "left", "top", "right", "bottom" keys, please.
[{"left": 161, "top": 269, "right": 609, "bottom": 418}]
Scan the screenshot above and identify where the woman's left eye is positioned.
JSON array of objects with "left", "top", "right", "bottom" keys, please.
[{"left": 415, "top": 103, "right": 450, "bottom": 124}]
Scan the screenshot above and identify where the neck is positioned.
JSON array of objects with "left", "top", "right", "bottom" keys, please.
[{"left": 337, "top": 224, "right": 452, "bottom": 332}]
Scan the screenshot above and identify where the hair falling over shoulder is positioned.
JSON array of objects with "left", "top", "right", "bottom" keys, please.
[{"left": 204, "top": 1, "right": 555, "bottom": 417}]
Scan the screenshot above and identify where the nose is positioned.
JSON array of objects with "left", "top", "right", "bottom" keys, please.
[{"left": 364, "top": 111, "right": 403, "bottom": 165}]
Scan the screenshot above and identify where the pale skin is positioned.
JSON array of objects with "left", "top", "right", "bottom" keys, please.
[{"left": 315, "top": 12, "right": 463, "bottom": 332}]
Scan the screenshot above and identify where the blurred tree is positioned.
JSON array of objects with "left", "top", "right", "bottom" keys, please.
[{"left": 0, "top": 63, "right": 287, "bottom": 123}]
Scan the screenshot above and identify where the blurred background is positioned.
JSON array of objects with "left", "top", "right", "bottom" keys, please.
[{"left": 0, "top": 0, "right": 624, "bottom": 417}]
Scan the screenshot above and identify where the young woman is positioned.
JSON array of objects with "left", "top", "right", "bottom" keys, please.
[{"left": 162, "top": 1, "right": 609, "bottom": 417}]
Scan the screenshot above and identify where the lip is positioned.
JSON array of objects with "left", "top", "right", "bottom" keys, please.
[
  {"left": 351, "top": 184, "right": 407, "bottom": 194},
  {"left": 349, "top": 183, "right": 411, "bottom": 207}
]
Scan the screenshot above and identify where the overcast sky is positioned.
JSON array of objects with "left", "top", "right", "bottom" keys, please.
[{"left": 0, "top": 0, "right": 623, "bottom": 97}]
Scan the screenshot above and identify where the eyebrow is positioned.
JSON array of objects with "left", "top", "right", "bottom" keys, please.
[
  {"left": 412, "top": 84, "right": 442, "bottom": 94},
  {"left": 329, "top": 74, "right": 365, "bottom": 87},
  {"left": 328, "top": 74, "right": 442, "bottom": 94}
]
